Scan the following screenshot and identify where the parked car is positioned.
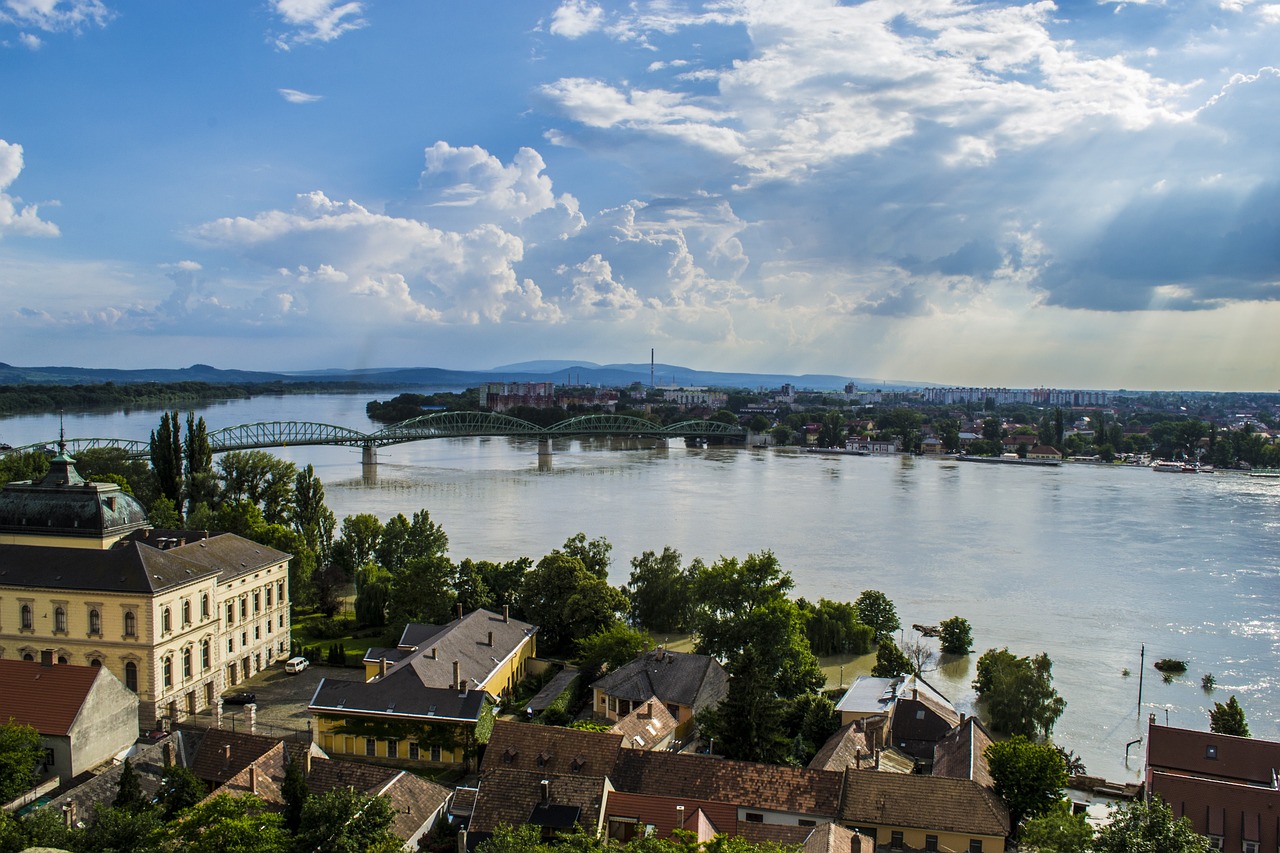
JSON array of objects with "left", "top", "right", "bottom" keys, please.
[
  {"left": 223, "top": 690, "right": 256, "bottom": 705},
  {"left": 285, "top": 656, "right": 309, "bottom": 674}
]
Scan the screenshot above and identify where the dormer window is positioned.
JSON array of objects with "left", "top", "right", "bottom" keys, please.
[{"left": 1206, "top": 744, "right": 1218, "bottom": 760}]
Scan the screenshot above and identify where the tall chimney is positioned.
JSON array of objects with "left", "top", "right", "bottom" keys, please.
[
  {"left": 379, "top": 656, "right": 388, "bottom": 678},
  {"left": 430, "top": 647, "right": 437, "bottom": 660},
  {"left": 540, "top": 779, "right": 550, "bottom": 803},
  {"left": 503, "top": 605, "right": 509, "bottom": 623},
  {"left": 223, "top": 744, "right": 232, "bottom": 763},
  {"left": 62, "top": 801, "right": 76, "bottom": 829},
  {"left": 214, "top": 699, "right": 224, "bottom": 730},
  {"left": 249, "top": 765, "right": 259, "bottom": 795},
  {"left": 305, "top": 749, "right": 312, "bottom": 776},
  {"left": 456, "top": 603, "right": 463, "bottom": 620},
  {"left": 453, "top": 660, "right": 461, "bottom": 690}
]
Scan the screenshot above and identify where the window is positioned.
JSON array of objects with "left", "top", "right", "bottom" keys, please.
[
  {"left": 124, "top": 610, "right": 136, "bottom": 637},
  {"left": 925, "top": 836, "right": 939, "bottom": 852},
  {"left": 366, "top": 739, "right": 377, "bottom": 757},
  {"left": 744, "top": 814, "right": 763, "bottom": 824},
  {"left": 228, "top": 637, "right": 235, "bottom": 653},
  {"left": 890, "top": 832, "right": 904, "bottom": 850},
  {"left": 202, "top": 639, "right": 211, "bottom": 671},
  {"left": 90, "top": 658, "right": 102, "bottom": 667},
  {"left": 182, "top": 647, "right": 192, "bottom": 679},
  {"left": 1205, "top": 837, "right": 1224, "bottom": 852},
  {"left": 239, "top": 598, "right": 247, "bottom": 620},
  {"left": 182, "top": 600, "right": 191, "bottom": 625},
  {"left": 89, "top": 609, "right": 101, "bottom": 636},
  {"left": 58, "top": 655, "right": 68, "bottom": 664},
  {"left": 267, "top": 620, "right": 272, "bottom": 634},
  {"left": 22, "top": 653, "right": 33, "bottom": 662},
  {"left": 409, "top": 742, "right": 420, "bottom": 760},
  {"left": 20, "top": 604, "right": 32, "bottom": 631},
  {"left": 430, "top": 745, "right": 442, "bottom": 762},
  {"left": 608, "top": 819, "right": 639, "bottom": 843},
  {"left": 226, "top": 603, "right": 234, "bottom": 625},
  {"left": 54, "top": 606, "right": 67, "bottom": 633},
  {"left": 163, "top": 657, "right": 173, "bottom": 688},
  {"left": 277, "top": 581, "right": 285, "bottom": 603},
  {"left": 1206, "top": 745, "right": 1218, "bottom": 759},
  {"left": 254, "top": 625, "right": 260, "bottom": 640},
  {"left": 201, "top": 594, "right": 209, "bottom": 620},
  {"left": 278, "top": 614, "right": 285, "bottom": 628},
  {"left": 387, "top": 739, "right": 398, "bottom": 758},
  {"left": 253, "top": 592, "right": 260, "bottom": 614},
  {"left": 162, "top": 607, "right": 171, "bottom": 634},
  {"left": 1241, "top": 841, "right": 1258, "bottom": 853},
  {"left": 969, "top": 842, "right": 984, "bottom": 853},
  {"left": 125, "top": 661, "right": 138, "bottom": 692},
  {"left": 266, "top": 587, "right": 273, "bottom": 608},
  {"left": 241, "top": 631, "right": 247, "bottom": 648}
]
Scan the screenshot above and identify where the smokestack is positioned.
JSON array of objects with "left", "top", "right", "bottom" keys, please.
[
  {"left": 540, "top": 779, "right": 550, "bottom": 803},
  {"left": 430, "top": 647, "right": 437, "bottom": 660},
  {"left": 62, "top": 801, "right": 76, "bottom": 829},
  {"left": 223, "top": 744, "right": 232, "bottom": 763}
]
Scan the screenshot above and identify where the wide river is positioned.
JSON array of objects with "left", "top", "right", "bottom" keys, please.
[{"left": 4, "top": 392, "right": 1278, "bottom": 781}]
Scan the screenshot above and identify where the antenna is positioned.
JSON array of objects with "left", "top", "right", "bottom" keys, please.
[{"left": 650, "top": 348, "right": 655, "bottom": 388}]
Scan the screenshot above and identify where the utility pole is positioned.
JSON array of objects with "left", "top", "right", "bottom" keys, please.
[{"left": 1137, "top": 643, "right": 1145, "bottom": 722}]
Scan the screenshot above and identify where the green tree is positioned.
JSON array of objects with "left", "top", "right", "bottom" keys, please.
[
  {"left": 281, "top": 752, "right": 308, "bottom": 834},
  {"left": 558, "top": 532, "right": 612, "bottom": 580},
  {"left": 332, "top": 513, "right": 384, "bottom": 577},
  {"left": 146, "top": 494, "right": 183, "bottom": 529},
  {"left": 1018, "top": 799, "right": 1094, "bottom": 853},
  {"left": 77, "top": 805, "right": 164, "bottom": 853},
  {"left": 985, "top": 735, "right": 1068, "bottom": 830},
  {"left": 1208, "top": 694, "right": 1249, "bottom": 737},
  {"left": 870, "top": 640, "right": 913, "bottom": 677},
  {"left": 939, "top": 616, "right": 973, "bottom": 655},
  {"left": 113, "top": 757, "right": 147, "bottom": 812},
  {"left": 292, "top": 786, "right": 400, "bottom": 853},
  {"left": 973, "top": 648, "right": 1067, "bottom": 739},
  {"left": 387, "top": 554, "right": 457, "bottom": 628},
  {"left": 454, "top": 558, "right": 495, "bottom": 613},
  {"left": 520, "top": 551, "right": 629, "bottom": 653},
  {"left": 156, "top": 764, "right": 206, "bottom": 820},
  {"left": 577, "top": 622, "right": 653, "bottom": 674},
  {"left": 797, "top": 599, "right": 874, "bottom": 656},
  {"left": 0, "top": 720, "right": 44, "bottom": 803},
  {"left": 1091, "top": 795, "right": 1211, "bottom": 853},
  {"left": 149, "top": 410, "right": 183, "bottom": 506},
  {"left": 291, "top": 464, "right": 334, "bottom": 561},
  {"left": 184, "top": 411, "right": 217, "bottom": 512},
  {"left": 217, "top": 450, "right": 297, "bottom": 525},
  {"left": 781, "top": 692, "right": 841, "bottom": 765},
  {"left": 627, "top": 547, "right": 694, "bottom": 633},
  {"left": 163, "top": 793, "right": 289, "bottom": 853},
  {"left": 854, "top": 589, "right": 900, "bottom": 642},
  {"left": 699, "top": 645, "right": 789, "bottom": 764}
]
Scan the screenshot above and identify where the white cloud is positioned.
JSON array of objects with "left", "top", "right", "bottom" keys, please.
[
  {"left": 278, "top": 88, "right": 324, "bottom": 104},
  {"left": 270, "top": 0, "right": 365, "bottom": 48},
  {"left": 18, "top": 31, "right": 40, "bottom": 48},
  {"left": 0, "top": 0, "right": 110, "bottom": 32},
  {"left": 0, "top": 139, "right": 59, "bottom": 238},
  {"left": 549, "top": 0, "right": 604, "bottom": 38}
]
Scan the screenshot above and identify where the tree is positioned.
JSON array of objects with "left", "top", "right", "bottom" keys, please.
[
  {"left": 939, "top": 616, "right": 973, "bottom": 655},
  {"left": 163, "top": 793, "right": 289, "bottom": 853},
  {"left": 854, "top": 590, "right": 899, "bottom": 642},
  {"left": 985, "top": 735, "right": 1068, "bottom": 830},
  {"left": 781, "top": 692, "right": 841, "bottom": 765},
  {"left": 149, "top": 410, "right": 183, "bottom": 507},
  {"left": 699, "top": 645, "right": 789, "bottom": 764},
  {"left": 0, "top": 720, "right": 44, "bottom": 803},
  {"left": 870, "top": 639, "right": 913, "bottom": 677},
  {"left": 1091, "top": 795, "right": 1212, "bottom": 853},
  {"left": 77, "top": 805, "right": 164, "bottom": 853},
  {"left": 292, "top": 786, "right": 401, "bottom": 853},
  {"left": 146, "top": 494, "right": 183, "bottom": 529},
  {"left": 454, "top": 558, "right": 495, "bottom": 613},
  {"left": 333, "top": 513, "right": 384, "bottom": 577},
  {"left": 217, "top": 450, "right": 297, "bottom": 525},
  {"left": 386, "top": 554, "right": 457, "bottom": 628},
  {"left": 627, "top": 547, "right": 694, "bottom": 633},
  {"left": 559, "top": 532, "right": 613, "bottom": 580},
  {"left": 900, "top": 635, "right": 935, "bottom": 674},
  {"left": 1018, "top": 799, "right": 1094, "bottom": 853},
  {"left": 520, "top": 551, "right": 628, "bottom": 653},
  {"left": 973, "top": 648, "right": 1067, "bottom": 740},
  {"left": 281, "top": 752, "right": 308, "bottom": 834},
  {"left": 577, "top": 623, "right": 653, "bottom": 674},
  {"left": 797, "top": 598, "right": 874, "bottom": 656},
  {"left": 184, "top": 411, "right": 217, "bottom": 512},
  {"left": 1208, "top": 695, "right": 1250, "bottom": 737},
  {"left": 156, "top": 764, "right": 206, "bottom": 820},
  {"left": 113, "top": 757, "right": 147, "bottom": 812}
]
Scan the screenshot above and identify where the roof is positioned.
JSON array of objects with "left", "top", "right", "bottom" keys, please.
[
  {"left": 0, "top": 450, "right": 149, "bottom": 540},
  {"left": 160, "top": 531, "right": 291, "bottom": 583},
  {"left": 189, "top": 728, "right": 291, "bottom": 786},
  {"left": 482, "top": 720, "right": 623, "bottom": 777},
  {"left": 470, "top": 769, "right": 608, "bottom": 834},
  {"left": 808, "top": 724, "right": 874, "bottom": 772},
  {"left": 840, "top": 773, "right": 1009, "bottom": 838},
  {"left": 309, "top": 675, "right": 487, "bottom": 722},
  {"left": 590, "top": 649, "right": 728, "bottom": 712},
  {"left": 0, "top": 659, "right": 110, "bottom": 736},
  {"left": 612, "top": 750, "right": 844, "bottom": 817},
  {"left": 1146, "top": 723, "right": 1280, "bottom": 786},
  {"left": 0, "top": 539, "right": 219, "bottom": 594},
  {"left": 932, "top": 717, "right": 995, "bottom": 789},
  {"left": 889, "top": 696, "right": 962, "bottom": 759},
  {"left": 380, "top": 609, "right": 537, "bottom": 695},
  {"left": 834, "top": 677, "right": 896, "bottom": 716},
  {"left": 49, "top": 732, "right": 192, "bottom": 827},
  {"left": 610, "top": 700, "right": 678, "bottom": 749},
  {"left": 802, "top": 822, "right": 875, "bottom": 853}
]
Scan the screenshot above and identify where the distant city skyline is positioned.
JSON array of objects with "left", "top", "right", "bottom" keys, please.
[{"left": 2, "top": 1, "right": 1279, "bottom": 391}]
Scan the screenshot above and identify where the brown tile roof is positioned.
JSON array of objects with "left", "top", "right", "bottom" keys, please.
[
  {"left": 1150, "top": 769, "right": 1280, "bottom": 847},
  {"left": 0, "top": 659, "right": 105, "bottom": 736},
  {"left": 734, "top": 821, "right": 811, "bottom": 845},
  {"left": 470, "top": 768, "right": 608, "bottom": 834},
  {"left": 802, "top": 822, "right": 875, "bottom": 853},
  {"left": 482, "top": 720, "right": 623, "bottom": 777},
  {"left": 610, "top": 701, "right": 678, "bottom": 749},
  {"left": 931, "top": 717, "right": 994, "bottom": 789},
  {"left": 612, "top": 751, "right": 844, "bottom": 817},
  {"left": 189, "top": 729, "right": 284, "bottom": 786},
  {"left": 602, "top": 790, "right": 736, "bottom": 839},
  {"left": 591, "top": 650, "right": 728, "bottom": 713},
  {"left": 808, "top": 725, "right": 874, "bottom": 772},
  {"left": 840, "top": 772, "right": 1009, "bottom": 838},
  {"left": 1147, "top": 723, "right": 1280, "bottom": 786}
]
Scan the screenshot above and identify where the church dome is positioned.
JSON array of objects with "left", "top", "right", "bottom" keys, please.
[{"left": 0, "top": 446, "right": 149, "bottom": 540}]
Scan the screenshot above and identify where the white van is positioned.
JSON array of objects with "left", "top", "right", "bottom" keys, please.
[{"left": 285, "top": 656, "right": 309, "bottom": 674}]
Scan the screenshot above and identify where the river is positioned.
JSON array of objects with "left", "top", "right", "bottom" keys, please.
[{"left": 4, "top": 392, "right": 1278, "bottom": 782}]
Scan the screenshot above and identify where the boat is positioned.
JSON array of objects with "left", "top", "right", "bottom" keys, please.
[
  {"left": 956, "top": 454, "right": 1060, "bottom": 466},
  {"left": 805, "top": 447, "right": 870, "bottom": 456},
  {"left": 1151, "top": 460, "right": 1197, "bottom": 473}
]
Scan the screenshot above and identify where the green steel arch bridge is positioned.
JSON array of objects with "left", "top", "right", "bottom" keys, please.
[{"left": 2, "top": 411, "right": 748, "bottom": 467}]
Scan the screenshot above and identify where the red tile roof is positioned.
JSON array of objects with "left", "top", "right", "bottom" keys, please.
[{"left": 0, "top": 659, "right": 104, "bottom": 736}]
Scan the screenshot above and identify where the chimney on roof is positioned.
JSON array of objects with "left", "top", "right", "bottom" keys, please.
[
  {"left": 430, "top": 647, "right": 437, "bottom": 660},
  {"left": 644, "top": 701, "right": 652, "bottom": 718},
  {"left": 487, "top": 631, "right": 494, "bottom": 647},
  {"left": 214, "top": 699, "right": 224, "bottom": 730},
  {"left": 178, "top": 538, "right": 185, "bottom": 547},
  {"left": 503, "top": 605, "right": 510, "bottom": 623},
  {"left": 457, "top": 603, "right": 464, "bottom": 620},
  {"left": 540, "top": 779, "right": 550, "bottom": 804},
  {"left": 379, "top": 656, "right": 388, "bottom": 678},
  {"left": 40, "top": 649, "right": 54, "bottom": 667},
  {"left": 912, "top": 688, "right": 918, "bottom": 701},
  {"left": 305, "top": 749, "right": 312, "bottom": 776},
  {"left": 250, "top": 765, "right": 259, "bottom": 795},
  {"left": 223, "top": 744, "right": 232, "bottom": 764},
  {"left": 62, "top": 800, "right": 76, "bottom": 830},
  {"left": 453, "top": 660, "right": 461, "bottom": 690},
  {"left": 676, "top": 805, "right": 685, "bottom": 829}
]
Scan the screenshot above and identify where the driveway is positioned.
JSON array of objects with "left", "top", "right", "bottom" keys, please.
[{"left": 216, "top": 663, "right": 365, "bottom": 739}]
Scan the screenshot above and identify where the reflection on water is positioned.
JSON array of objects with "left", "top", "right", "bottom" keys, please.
[{"left": 4, "top": 394, "right": 1279, "bottom": 781}]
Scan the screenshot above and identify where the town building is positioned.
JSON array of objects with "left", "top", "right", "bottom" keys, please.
[
  {"left": 0, "top": 656, "right": 139, "bottom": 785},
  {"left": 590, "top": 648, "right": 728, "bottom": 741},
  {"left": 483, "top": 383, "right": 556, "bottom": 412},
  {"left": 662, "top": 388, "right": 729, "bottom": 410},
  {"left": 310, "top": 607, "right": 537, "bottom": 768},
  {"left": 0, "top": 445, "right": 291, "bottom": 730},
  {"left": 1146, "top": 719, "right": 1280, "bottom": 852}
]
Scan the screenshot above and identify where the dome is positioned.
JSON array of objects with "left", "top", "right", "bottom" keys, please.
[{"left": 0, "top": 446, "right": 149, "bottom": 540}]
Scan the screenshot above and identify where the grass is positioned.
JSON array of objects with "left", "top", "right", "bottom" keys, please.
[{"left": 290, "top": 609, "right": 380, "bottom": 667}]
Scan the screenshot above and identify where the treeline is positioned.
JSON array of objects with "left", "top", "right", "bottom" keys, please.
[
  {"left": 0, "top": 380, "right": 388, "bottom": 419},
  {"left": 365, "top": 389, "right": 482, "bottom": 422}
]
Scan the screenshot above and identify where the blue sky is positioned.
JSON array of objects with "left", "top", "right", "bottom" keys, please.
[{"left": 2, "top": 0, "right": 1278, "bottom": 389}]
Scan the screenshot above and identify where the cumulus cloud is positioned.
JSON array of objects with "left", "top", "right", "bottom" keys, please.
[
  {"left": 0, "top": 140, "right": 59, "bottom": 238},
  {"left": 279, "top": 88, "right": 324, "bottom": 103},
  {"left": 549, "top": 0, "right": 604, "bottom": 38},
  {"left": 0, "top": 0, "right": 111, "bottom": 32},
  {"left": 270, "top": 0, "right": 366, "bottom": 48}
]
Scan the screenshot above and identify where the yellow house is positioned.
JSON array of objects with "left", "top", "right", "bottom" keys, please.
[
  {"left": 841, "top": 773, "right": 1009, "bottom": 853},
  {"left": 310, "top": 607, "right": 537, "bottom": 768},
  {"left": 0, "top": 446, "right": 291, "bottom": 729}
]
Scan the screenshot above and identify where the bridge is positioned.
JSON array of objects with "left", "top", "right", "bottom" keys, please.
[{"left": 1, "top": 411, "right": 749, "bottom": 469}]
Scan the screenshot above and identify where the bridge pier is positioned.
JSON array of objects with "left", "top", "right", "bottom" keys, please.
[
  {"left": 361, "top": 443, "right": 377, "bottom": 485},
  {"left": 538, "top": 438, "right": 553, "bottom": 457}
]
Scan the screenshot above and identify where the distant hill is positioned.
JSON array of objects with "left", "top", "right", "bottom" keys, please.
[{"left": 0, "top": 361, "right": 919, "bottom": 392}]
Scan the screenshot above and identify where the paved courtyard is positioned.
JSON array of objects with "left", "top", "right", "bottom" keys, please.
[{"left": 213, "top": 663, "right": 365, "bottom": 739}]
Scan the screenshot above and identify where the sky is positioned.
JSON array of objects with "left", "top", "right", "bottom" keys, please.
[{"left": 1, "top": 0, "right": 1279, "bottom": 390}]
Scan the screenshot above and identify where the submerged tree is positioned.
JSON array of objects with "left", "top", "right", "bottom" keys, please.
[
  {"left": 973, "top": 648, "right": 1066, "bottom": 740},
  {"left": 1208, "top": 695, "right": 1250, "bottom": 737}
]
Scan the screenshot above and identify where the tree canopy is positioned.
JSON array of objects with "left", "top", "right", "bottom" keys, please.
[
  {"left": 1208, "top": 695, "right": 1249, "bottom": 737},
  {"left": 973, "top": 648, "right": 1067, "bottom": 740},
  {"left": 0, "top": 720, "right": 44, "bottom": 803},
  {"left": 853, "top": 590, "right": 899, "bottom": 642},
  {"left": 1091, "top": 796, "right": 1212, "bottom": 853},
  {"left": 985, "top": 735, "right": 1068, "bottom": 830}
]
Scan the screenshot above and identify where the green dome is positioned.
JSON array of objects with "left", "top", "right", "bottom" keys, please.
[{"left": 0, "top": 447, "right": 149, "bottom": 540}]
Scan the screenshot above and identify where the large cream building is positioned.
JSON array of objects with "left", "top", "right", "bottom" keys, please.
[{"left": 0, "top": 446, "right": 291, "bottom": 729}]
